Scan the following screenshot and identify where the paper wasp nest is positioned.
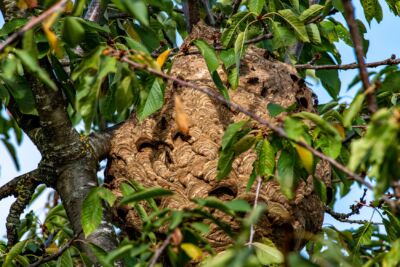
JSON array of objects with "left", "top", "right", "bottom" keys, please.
[{"left": 105, "top": 22, "right": 330, "bottom": 252}]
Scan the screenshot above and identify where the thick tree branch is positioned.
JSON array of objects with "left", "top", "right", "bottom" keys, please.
[
  {"left": 85, "top": 0, "right": 108, "bottom": 22},
  {"left": 0, "top": 169, "right": 39, "bottom": 200},
  {"left": 295, "top": 55, "right": 400, "bottom": 70},
  {"left": 108, "top": 50, "right": 373, "bottom": 190},
  {"left": 0, "top": 0, "right": 67, "bottom": 53},
  {"left": 342, "top": 0, "right": 377, "bottom": 113},
  {"left": 182, "top": 0, "right": 200, "bottom": 33}
]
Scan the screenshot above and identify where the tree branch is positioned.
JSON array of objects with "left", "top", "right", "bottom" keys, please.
[
  {"left": 27, "top": 232, "right": 80, "bottom": 267},
  {"left": 342, "top": 0, "right": 377, "bottom": 113},
  {"left": 325, "top": 206, "right": 382, "bottom": 225},
  {"left": 0, "top": 170, "right": 39, "bottom": 200},
  {"left": 0, "top": 0, "right": 68, "bottom": 53},
  {"left": 106, "top": 49, "right": 373, "bottom": 190},
  {"left": 295, "top": 55, "right": 400, "bottom": 70},
  {"left": 85, "top": 0, "right": 108, "bottom": 22},
  {"left": 148, "top": 233, "right": 173, "bottom": 267}
]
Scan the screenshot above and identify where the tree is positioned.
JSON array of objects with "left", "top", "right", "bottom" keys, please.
[{"left": 0, "top": 0, "right": 399, "bottom": 266}]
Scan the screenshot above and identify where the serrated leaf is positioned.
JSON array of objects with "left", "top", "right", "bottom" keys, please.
[
  {"left": 57, "top": 248, "right": 73, "bottom": 267},
  {"left": 253, "top": 242, "right": 284, "bottom": 265},
  {"left": 137, "top": 78, "right": 164, "bottom": 121},
  {"left": 306, "top": 23, "right": 321, "bottom": 44},
  {"left": 3, "top": 240, "right": 27, "bottom": 267},
  {"left": 221, "top": 121, "right": 249, "bottom": 150},
  {"left": 232, "top": 134, "right": 256, "bottom": 155},
  {"left": 248, "top": 0, "right": 265, "bottom": 15},
  {"left": 221, "top": 12, "right": 251, "bottom": 47},
  {"left": 97, "top": 187, "right": 117, "bottom": 206},
  {"left": 81, "top": 188, "right": 103, "bottom": 237},
  {"left": 225, "top": 199, "right": 252, "bottom": 212},
  {"left": 343, "top": 93, "right": 365, "bottom": 127},
  {"left": 277, "top": 9, "right": 310, "bottom": 42},
  {"left": 181, "top": 243, "right": 202, "bottom": 260},
  {"left": 112, "top": 0, "right": 149, "bottom": 26},
  {"left": 234, "top": 30, "right": 247, "bottom": 73},
  {"left": 256, "top": 139, "right": 275, "bottom": 177},
  {"left": 299, "top": 4, "right": 324, "bottom": 22},
  {"left": 156, "top": 49, "right": 171, "bottom": 68},
  {"left": 361, "top": 0, "right": 383, "bottom": 24},
  {"left": 119, "top": 188, "right": 173, "bottom": 205},
  {"left": 194, "top": 197, "right": 235, "bottom": 216},
  {"left": 354, "top": 223, "right": 373, "bottom": 251}
]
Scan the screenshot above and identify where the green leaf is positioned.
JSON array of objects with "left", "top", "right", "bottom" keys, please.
[
  {"left": 119, "top": 188, "right": 173, "bottom": 205},
  {"left": 14, "top": 50, "right": 57, "bottom": 91},
  {"left": 194, "top": 40, "right": 220, "bottom": 72},
  {"left": 112, "top": 0, "right": 149, "bottom": 26},
  {"left": 234, "top": 30, "right": 247, "bottom": 73},
  {"left": 343, "top": 93, "right": 365, "bottom": 127},
  {"left": 57, "top": 248, "right": 73, "bottom": 267},
  {"left": 253, "top": 242, "right": 284, "bottom": 265},
  {"left": 354, "top": 223, "right": 373, "bottom": 251},
  {"left": 81, "top": 188, "right": 103, "bottom": 237},
  {"left": 3, "top": 240, "right": 27, "bottom": 267},
  {"left": 194, "top": 197, "right": 235, "bottom": 216},
  {"left": 256, "top": 139, "right": 275, "bottom": 177},
  {"left": 267, "top": 103, "right": 286, "bottom": 117},
  {"left": 316, "top": 54, "right": 341, "bottom": 99},
  {"left": 306, "top": 23, "right": 321, "bottom": 44},
  {"left": 62, "top": 17, "right": 85, "bottom": 47},
  {"left": 221, "top": 12, "right": 251, "bottom": 47},
  {"left": 221, "top": 121, "right": 249, "bottom": 150},
  {"left": 1, "top": 138, "right": 20, "bottom": 171},
  {"left": 277, "top": 150, "right": 295, "bottom": 199},
  {"left": 277, "top": 9, "right": 310, "bottom": 42},
  {"left": 295, "top": 112, "right": 340, "bottom": 137},
  {"left": 232, "top": 134, "right": 256, "bottom": 155},
  {"left": 299, "top": 4, "right": 324, "bottom": 22},
  {"left": 195, "top": 40, "right": 229, "bottom": 99},
  {"left": 361, "top": 0, "right": 383, "bottom": 24},
  {"left": 217, "top": 150, "right": 235, "bottom": 180},
  {"left": 97, "top": 187, "right": 117, "bottom": 206},
  {"left": 248, "top": 0, "right": 265, "bottom": 15},
  {"left": 219, "top": 49, "right": 235, "bottom": 69},
  {"left": 137, "top": 78, "right": 164, "bottom": 121},
  {"left": 225, "top": 199, "right": 252, "bottom": 212}
]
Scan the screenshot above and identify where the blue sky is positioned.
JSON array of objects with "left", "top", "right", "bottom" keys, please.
[{"left": 0, "top": 2, "right": 399, "bottom": 237}]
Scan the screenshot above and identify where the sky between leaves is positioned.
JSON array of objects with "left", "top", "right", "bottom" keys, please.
[{"left": 0, "top": 1, "right": 400, "bottom": 237}]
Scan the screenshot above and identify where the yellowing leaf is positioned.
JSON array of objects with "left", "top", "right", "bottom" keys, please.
[
  {"left": 175, "top": 96, "right": 190, "bottom": 135},
  {"left": 294, "top": 141, "right": 313, "bottom": 174},
  {"left": 42, "top": 12, "right": 59, "bottom": 30},
  {"left": 332, "top": 122, "right": 345, "bottom": 139},
  {"left": 124, "top": 21, "right": 141, "bottom": 41},
  {"left": 43, "top": 28, "right": 63, "bottom": 58},
  {"left": 45, "top": 243, "right": 59, "bottom": 254},
  {"left": 156, "top": 49, "right": 171, "bottom": 68},
  {"left": 181, "top": 243, "right": 202, "bottom": 260}
]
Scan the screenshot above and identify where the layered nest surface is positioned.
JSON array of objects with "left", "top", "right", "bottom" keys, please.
[{"left": 105, "top": 22, "right": 330, "bottom": 252}]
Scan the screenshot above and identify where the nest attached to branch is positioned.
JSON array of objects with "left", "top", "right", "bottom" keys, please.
[{"left": 105, "top": 22, "right": 330, "bottom": 252}]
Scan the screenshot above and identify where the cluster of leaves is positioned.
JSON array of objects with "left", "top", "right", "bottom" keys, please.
[{"left": 1, "top": 0, "right": 400, "bottom": 266}]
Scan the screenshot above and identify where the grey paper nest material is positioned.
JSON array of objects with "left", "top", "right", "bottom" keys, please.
[{"left": 105, "top": 23, "right": 330, "bottom": 252}]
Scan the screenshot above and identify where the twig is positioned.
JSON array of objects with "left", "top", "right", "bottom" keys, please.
[
  {"left": 342, "top": 0, "right": 377, "bottom": 113},
  {"left": 148, "top": 233, "right": 173, "bottom": 267},
  {"left": 244, "top": 33, "right": 273, "bottom": 45},
  {"left": 325, "top": 206, "right": 382, "bottom": 225},
  {"left": 28, "top": 232, "right": 80, "bottom": 267},
  {"left": 295, "top": 55, "right": 400, "bottom": 70},
  {"left": 248, "top": 176, "right": 262, "bottom": 247},
  {"left": 115, "top": 53, "right": 373, "bottom": 190},
  {"left": 0, "top": 0, "right": 67, "bottom": 53}
]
